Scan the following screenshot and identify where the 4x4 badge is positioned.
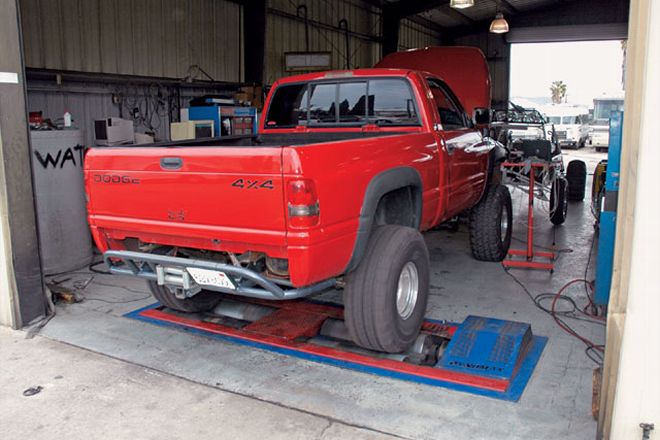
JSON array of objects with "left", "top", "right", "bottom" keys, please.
[{"left": 231, "top": 179, "right": 274, "bottom": 190}]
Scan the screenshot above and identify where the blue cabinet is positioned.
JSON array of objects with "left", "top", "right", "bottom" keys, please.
[
  {"left": 595, "top": 110, "right": 623, "bottom": 306},
  {"left": 188, "top": 105, "right": 257, "bottom": 137}
]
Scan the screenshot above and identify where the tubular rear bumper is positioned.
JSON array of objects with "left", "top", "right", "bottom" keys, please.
[{"left": 103, "top": 250, "right": 336, "bottom": 300}]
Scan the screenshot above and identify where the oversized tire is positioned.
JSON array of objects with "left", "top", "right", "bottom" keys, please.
[
  {"left": 343, "top": 225, "right": 430, "bottom": 353},
  {"left": 148, "top": 281, "right": 221, "bottom": 313},
  {"left": 566, "top": 160, "right": 587, "bottom": 201},
  {"left": 469, "top": 184, "right": 513, "bottom": 262},
  {"left": 550, "top": 176, "right": 568, "bottom": 225}
]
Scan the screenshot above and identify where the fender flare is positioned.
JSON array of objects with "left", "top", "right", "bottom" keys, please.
[
  {"left": 344, "top": 167, "right": 423, "bottom": 273},
  {"left": 483, "top": 140, "right": 508, "bottom": 198}
]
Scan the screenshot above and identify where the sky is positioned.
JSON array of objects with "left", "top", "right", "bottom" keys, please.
[{"left": 509, "top": 40, "right": 625, "bottom": 107}]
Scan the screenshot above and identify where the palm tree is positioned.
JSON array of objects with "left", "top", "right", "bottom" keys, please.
[
  {"left": 550, "top": 81, "right": 567, "bottom": 104},
  {"left": 621, "top": 40, "right": 627, "bottom": 88}
]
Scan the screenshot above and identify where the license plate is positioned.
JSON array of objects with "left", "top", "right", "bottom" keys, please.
[{"left": 186, "top": 267, "right": 235, "bottom": 290}]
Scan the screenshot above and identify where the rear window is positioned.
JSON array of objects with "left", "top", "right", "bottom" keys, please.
[
  {"left": 547, "top": 116, "right": 561, "bottom": 125},
  {"left": 265, "top": 77, "right": 419, "bottom": 128},
  {"left": 562, "top": 116, "right": 579, "bottom": 124}
]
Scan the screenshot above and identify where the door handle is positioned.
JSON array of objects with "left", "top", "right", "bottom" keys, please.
[
  {"left": 160, "top": 157, "right": 183, "bottom": 170},
  {"left": 464, "top": 140, "right": 496, "bottom": 154}
]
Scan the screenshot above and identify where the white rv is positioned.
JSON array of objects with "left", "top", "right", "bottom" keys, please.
[
  {"left": 543, "top": 106, "right": 590, "bottom": 149},
  {"left": 589, "top": 96, "right": 625, "bottom": 151}
]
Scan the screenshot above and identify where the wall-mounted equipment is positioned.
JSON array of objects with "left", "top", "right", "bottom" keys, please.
[
  {"left": 170, "top": 120, "right": 215, "bottom": 141},
  {"left": 94, "top": 117, "right": 134, "bottom": 146}
]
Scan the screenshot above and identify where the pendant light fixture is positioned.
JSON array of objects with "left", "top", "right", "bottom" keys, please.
[
  {"left": 450, "top": 0, "right": 475, "bottom": 8},
  {"left": 490, "top": 13, "right": 509, "bottom": 33},
  {"left": 489, "top": 1, "right": 509, "bottom": 34}
]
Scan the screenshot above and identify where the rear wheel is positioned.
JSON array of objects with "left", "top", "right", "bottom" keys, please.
[
  {"left": 148, "top": 281, "right": 221, "bottom": 313},
  {"left": 566, "top": 160, "right": 587, "bottom": 201},
  {"left": 550, "top": 177, "right": 568, "bottom": 225},
  {"left": 469, "top": 184, "right": 513, "bottom": 261},
  {"left": 343, "top": 225, "right": 430, "bottom": 353}
]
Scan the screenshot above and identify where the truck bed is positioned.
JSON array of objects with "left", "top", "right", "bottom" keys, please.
[
  {"left": 84, "top": 130, "right": 405, "bottom": 266},
  {"left": 107, "top": 131, "right": 403, "bottom": 149}
]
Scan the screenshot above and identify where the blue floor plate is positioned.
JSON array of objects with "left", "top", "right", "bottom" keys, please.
[{"left": 126, "top": 303, "right": 547, "bottom": 402}]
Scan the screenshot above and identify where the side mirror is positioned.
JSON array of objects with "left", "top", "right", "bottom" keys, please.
[{"left": 472, "top": 107, "right": 490, "bottom": 125}]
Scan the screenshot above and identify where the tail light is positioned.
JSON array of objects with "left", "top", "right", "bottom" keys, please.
[{"left": 286, "top": 179, "right": 319, "bottom": 228}]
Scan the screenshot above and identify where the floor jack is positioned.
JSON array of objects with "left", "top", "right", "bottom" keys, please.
[
  {"left": 502, "top": 162, "right": 555, "bottom": 272},
  {"left": 128, "top": 295, "right": 547, "bottom": 401}
]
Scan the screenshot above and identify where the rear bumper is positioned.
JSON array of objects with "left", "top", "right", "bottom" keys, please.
[{"left": 104, "top": 250, "right": 336, "bottom": 300}]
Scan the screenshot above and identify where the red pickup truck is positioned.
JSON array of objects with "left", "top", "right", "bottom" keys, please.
[{"left": 86, "top": 47, "right": 512, "bottom": 353}]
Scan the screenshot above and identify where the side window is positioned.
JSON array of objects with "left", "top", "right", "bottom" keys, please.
[
  {"left": 309, "top": 83, "right": 337, "bottom": 123},
  {"left": 367, "top": 79, "right": 419, "bottom": 125},
  {"left": 338, "top": 82, "right": 367, "bottom": 123},
  {"left": 295, "top": 87, "right": 309, "bottom": 125},
  {"left": 427, "top": 79, "right": 467, "bottom": 130}
]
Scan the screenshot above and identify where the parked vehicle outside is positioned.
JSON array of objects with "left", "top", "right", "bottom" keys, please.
[
  {"left": 589, "top": 96, "right": 624, "bottom": 152},
  {"left": 543, "top": 105, "right": 590, "bottom": 149}
]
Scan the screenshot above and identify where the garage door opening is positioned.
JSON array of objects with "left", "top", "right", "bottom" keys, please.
[
  {"left": 510, "top": 40, "right": 625, "bottom": 153},
  {"left": 497, "top": 38, "right": 627, "bottom": 394}
]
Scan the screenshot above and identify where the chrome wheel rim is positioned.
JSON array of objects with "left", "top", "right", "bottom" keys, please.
[
  {"left": 500, "top": 206, "right": 509, "bottom": 242},
  {"left": 396, "top": 262, "right": 419, "bottom": 320}
]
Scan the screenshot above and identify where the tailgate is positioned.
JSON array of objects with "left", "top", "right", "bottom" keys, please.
[{"left": 85, "top": 146, "right": 286, "bottom": 247}]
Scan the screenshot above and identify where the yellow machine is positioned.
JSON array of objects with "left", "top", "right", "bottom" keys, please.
[{"left": 592, "top": 159, "right": 608, "bottom": 221}]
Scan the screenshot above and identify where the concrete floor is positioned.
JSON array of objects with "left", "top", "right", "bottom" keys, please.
[
  {"left": 0, "top": 327, "right": 393, "bottom": 440},
  {"left": 17, "top": 149, "right": 605, "bottom": 439}
]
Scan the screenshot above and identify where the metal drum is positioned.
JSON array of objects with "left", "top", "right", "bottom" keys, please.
[{"left": 30, "top": 130, "right": 92, "bottom": 274}]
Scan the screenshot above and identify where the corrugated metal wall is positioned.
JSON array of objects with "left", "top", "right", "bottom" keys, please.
[
  {"left": 265, "top": 0, "right": 441, "bottom": 82},
  {"left": 265, "top": 0, "right": 380, "bottom": 83},
  {"left": 19, "top": 0, "right": 242, "bottom": 82},
  {"left": 20, "top": 0, "right": 441, "bottom": 145},
  {"left": 399, "top": 18, "right": 440, "bottom": 50},
  {"left": 19, "top": 0, "right": 441, "bottom": 84}
]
